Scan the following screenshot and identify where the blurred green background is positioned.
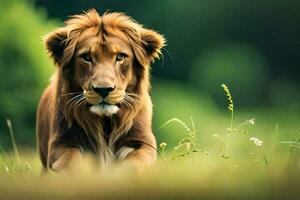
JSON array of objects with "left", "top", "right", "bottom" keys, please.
[{"left": 0, "top": 0, "right": 299, "bottom": 150}]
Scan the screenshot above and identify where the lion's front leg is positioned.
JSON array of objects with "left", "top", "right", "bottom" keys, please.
[
  {"left": 116, "top": 143, "right": 157, "bottom": 173},
  {"left": 48, "top": 147, "right": 83, "bottom": 172},
  {"left": 126, "top": 147, "right": 157, "bottom": 167}
]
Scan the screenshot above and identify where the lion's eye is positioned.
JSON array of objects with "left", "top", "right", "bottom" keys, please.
[
  {"left": 81, "top": 53, "right": 93, "bottom": 63},
  {"left": 116, "top": 53, "right": 127, "bottom": 62}
]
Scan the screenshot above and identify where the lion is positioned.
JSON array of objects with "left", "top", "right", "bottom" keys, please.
[{"left": 36, "top": 9, "right": 165, "bottom": 173}]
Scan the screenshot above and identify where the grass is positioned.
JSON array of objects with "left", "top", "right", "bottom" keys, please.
[{"left": 0, "top": 83, "right": 299, "bottom": 199}]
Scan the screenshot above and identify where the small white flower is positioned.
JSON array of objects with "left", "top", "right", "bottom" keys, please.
[
  {"left": 250, "top": 137, "right": 263, "bottom": 146},
  {"left": 248, "top": 118, "right": 255, "bottom": 125},
  {"left": 159, "top": 142, "right": 167, "bottom": 149}
]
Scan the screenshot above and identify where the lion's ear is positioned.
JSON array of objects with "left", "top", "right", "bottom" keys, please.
[
  {"left": 141, "top": 29, "right": 166, "bottom": 62},
  {"left": 44, "top": 28, "right": 68, "bottom": 65}
]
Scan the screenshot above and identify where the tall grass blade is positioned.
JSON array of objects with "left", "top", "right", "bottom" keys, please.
[{"left": 6, "top": 119, "right": 21, "bottom": 164}]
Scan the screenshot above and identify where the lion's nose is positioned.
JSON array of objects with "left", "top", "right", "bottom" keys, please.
[{"left": 92, "top": 86, "right": 115, "bottom": 98}]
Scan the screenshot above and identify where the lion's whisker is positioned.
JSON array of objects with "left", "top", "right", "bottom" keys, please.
[
  {"left": 60, "top": 92, "right": 82, "bottom": 97},
  {"left": 122, "top": 95, "right": 136, "bottom": 110},
  {"left": 65, "top": 94, "right": 85, "bottom": 116},
  {"left": 58, "top": 92, "right": 83, "bottom": 103},
  {"left": 65, "top": 94, "right": 83, "bottom": 107},
  {"left": 125, "top": 95, "right": 137, "bottom": 103},
  {"left": 73, "top": 96, "right": 87, "bottom": 109},
  {"left": 126, "top": 93, "right": 140, "bottom": 102},
  {"left": 74, "top": 98, "right": 87, "bottom": 109},
  {"left": 126, "top": 93, "right": 139, "bottom": 98},
  {"left": 123, "top": 99, "right": 134, "bottom": 110},
  {"left": 125, "top": 98, "right": 134, "bottom": 104}
]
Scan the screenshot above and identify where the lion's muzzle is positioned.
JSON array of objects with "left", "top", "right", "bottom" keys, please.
[{"left": 83, "top": 89, "right": 123, "bottom": 116}]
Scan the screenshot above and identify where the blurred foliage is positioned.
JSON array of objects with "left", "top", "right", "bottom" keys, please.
[
  {"left": 0, "top": 0, "right": 56, "bottom": 148},
  {"left": 152, "top": 79, "right": 300, "bottom": 151},
  {"left": 152, "top": 79, "right": 225, "bottom": 148},
  {"left": 189, "top": 43, "right": 269, "bottom": 106}
]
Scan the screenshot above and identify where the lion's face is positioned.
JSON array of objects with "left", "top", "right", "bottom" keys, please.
[
  {"left": 44, "top": 10, "right": 165, "bottom": 117},
  {"left": 74, "top": 27, "right": 136, "bottom": 116}
]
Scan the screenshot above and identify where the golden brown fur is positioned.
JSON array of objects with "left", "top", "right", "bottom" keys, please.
[{"left": 36, "top": 9, "right": 165, "bottom": 172}]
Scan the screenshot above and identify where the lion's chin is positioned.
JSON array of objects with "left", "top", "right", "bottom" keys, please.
[{"left": 90, "top": 103, "right": 119, "bottom": 116}]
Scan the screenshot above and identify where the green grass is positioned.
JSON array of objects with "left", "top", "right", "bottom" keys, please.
[{"left": 0, "top": 81, "right": 299, "bottom": 199}]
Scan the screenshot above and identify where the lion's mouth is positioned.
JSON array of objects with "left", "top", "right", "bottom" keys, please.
[{"left": 89, "top": 102, "right": 120, "bottom": 116}]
